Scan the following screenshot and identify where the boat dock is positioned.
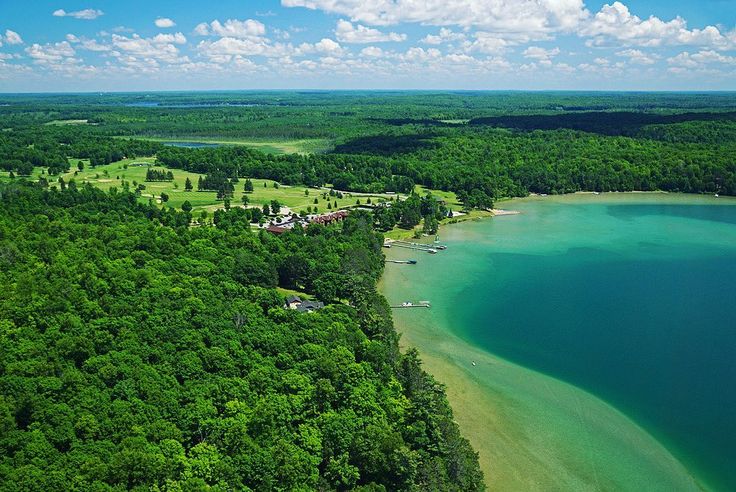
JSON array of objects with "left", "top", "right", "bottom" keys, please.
[
  {"left": 391, "top": 301, "right": 431, "bottom": 309},
  {"left": 384, "top": 239, "right": 447, "bottom": 254}
]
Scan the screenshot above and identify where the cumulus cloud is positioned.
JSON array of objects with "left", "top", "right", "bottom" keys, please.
[
  {"left": 52, "top": 9, "right": 104, "bottom": 20},
  {"left": 616, "top": 48, "right": 657, "bottom": 65},
  {"left": 581, "top": 2, "right": 733, "bottom": 50},
  {"left": 111, "top": 33, "right": 188, "bottom": 64},
  {"left": 155, "top": 18, "right": 176, "bottom": 28},
  {"left": 4, "top": 30, "right": 23, "bottom": 45},
  {"left": 668, "top": 50, "right": 736, "bottom": 68},
  {"left": 360, "top": 46, "right": 385, "bottom": 57},
  {"left": 66, "top": 34, "right": 111, "bottom": 51},
  {"left": 421, "top": 28, "right": 466, "bottom": 45},
  {"left": 523, "top": 46, "right": 561, "bottom": 61},
  {"left": 282, "top": 0, "right": 588, "bottom": 35},
  {"left": 194, "top": 19, "right": 266, "bottom": 39},
  {"left": 335, "top": 20, "right": 406, "bottom": 43}
]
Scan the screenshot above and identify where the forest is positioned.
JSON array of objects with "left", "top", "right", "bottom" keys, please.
[{"left": 0, "top": 182, "right": 483, "bottom": 491}]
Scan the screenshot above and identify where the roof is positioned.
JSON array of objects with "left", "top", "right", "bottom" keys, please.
[
  {"left": 266, "top": 225, "right": 288, "bottom": 235},
  {"left": 286, "top": 295, "right": 301, "bottom": 304},
  {"left": 296, "top": 300, "right": 325, "bottom": 312}
]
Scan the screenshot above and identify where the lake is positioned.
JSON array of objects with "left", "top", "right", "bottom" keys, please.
[{"left": 381, "top": 193, "right": 736, "bottom": 491}]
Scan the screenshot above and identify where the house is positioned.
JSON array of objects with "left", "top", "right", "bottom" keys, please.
[
  {"left": 310, "top": 210, "right": 349, "bottom": 225},
  {"left": 296, "top": 300, "right": 325, "bottom": 313},
  {"left": 286, "top": 295, "right": 302, "bottom": 309},
  {"left": 266, "top": 225, "right": 288, "bottom": 235},
  {"left": 284, "top": 295, "right": 325, "bottom": 313}
]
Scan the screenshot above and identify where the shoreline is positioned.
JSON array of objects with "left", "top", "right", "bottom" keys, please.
[{"left": 379, "top": 192, "right": 724, "bottom": 491}]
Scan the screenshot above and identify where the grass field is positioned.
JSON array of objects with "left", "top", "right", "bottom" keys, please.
[
  {"left": 0, "top": 159, "right": 406, "bottom": 214},
  {"left": 117, "top": 137, "right": 332, "bottom": 155},
  {"left": 44, "top": 119, "right": 90, "bottom": 126}
]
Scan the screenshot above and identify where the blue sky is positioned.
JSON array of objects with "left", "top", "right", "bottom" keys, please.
[{"left": 0, "top": 0, "right": 734, "bottom": 92}]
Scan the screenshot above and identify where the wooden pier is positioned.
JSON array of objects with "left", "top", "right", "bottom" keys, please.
[{"left": 390, "top": 301, "right": 431, "bottom": 309}]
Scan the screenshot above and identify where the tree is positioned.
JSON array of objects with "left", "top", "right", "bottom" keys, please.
[
  {"left": 224, "top": 198, "right": 231, "bottom": 211},
  {"left": 273, "top": 182, "right": 279, "bottom": 189},
  {"left": 244, "top": 179, "right": 254, "bottom": 193},
  {"left": 78, "top": 161, "right": 85, "bottom": 171},
  {"left": 181, "top": 200, "right": 193, "bottom": 213},
  {"left": 160, "top": 192, "right": 169, "bottom": 203},
  {"left": 198, "top": 176, "right": 204, "bottom": 191},
  {"left": 185, "top": 177, "right": 193, "bottom": 191},
  {"left": 270, "top": 200, "right": 281, "bottom": 215},
  {"left": 241, "top": 194, "right": 250, "bottom": 206},
  {"left": 262, "top": 203, "right": 270, "bottom": 216}
]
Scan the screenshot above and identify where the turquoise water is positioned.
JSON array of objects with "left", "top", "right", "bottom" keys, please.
[{"left": 384, "top": 194, "right": 736, "bottom": 490}]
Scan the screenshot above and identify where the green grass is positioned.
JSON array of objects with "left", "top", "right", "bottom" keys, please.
[
  {"left": 44, "top": 119, "right": 89, "bottom": 126},
  {"left": 1, "top": 159, "right": 405, "bottom": 214},
  {"left": 117, "top": 136, "right": 332, "bottom": 155}
]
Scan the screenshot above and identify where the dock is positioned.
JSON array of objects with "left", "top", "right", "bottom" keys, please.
[
  {"left": 390, "top": 301, "right": 431, "bottom": 309},
  {"left": 385, "top": 239, "right": 447, "bottom": 254}
]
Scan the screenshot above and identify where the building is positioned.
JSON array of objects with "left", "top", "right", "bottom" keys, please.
[
  {"left": 284, "top": 295, "right": 325, "bottom": 313},
  {"left": 266, "top": 225, "right": 288, "bottom": 235}
]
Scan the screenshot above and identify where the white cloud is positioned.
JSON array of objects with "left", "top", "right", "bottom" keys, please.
[
  {"left": 335, "top": 20, "right": 406, "bottom": 43},
  {"left": 283, "top": 0, "right": 589, "bottom": 36},
  {"left": 581, "top": 2, "right": 734, "bottom": 50},
  {"left": 155, "top": 18, "right": 176, "bottom": 28},
  {"left": 523, "top": 46, "right": 561, "bottom": 61},
  {"left": 4, "top": 30, "right": 23, "bottom": 45},
  {"left": 152, "top": 33, "right": 187, "bottom": 45},
  {"left": 111, "top": 33, "right": 187, "bottom": 64},
  {"left": 616, "top": 48, "right": 657, "bottom": 65},
  {"left": 66, "top": 34, "right": 111, "bottom": 51},
  {"left": 469, "top": 33, "right": 510, "bottom": 54},
  {"left": 421, "top": 28, "right": 465, "bottom": 45},
  {"left": 194, "top": 19, "right": 267, "bottom": 39},
  {"left": 52, "top": 9, "right": 104, "bottom": 20},
  {"left": 668, "top": 50, "right": 736, "bottom": 68},
  {"left": 314, "top": 38, "right": 344, "bottom": 55},
  {"left": 26, "top": 41, "right": 75, "bottom": 63},
  {"left": 360, "top": 46, "right": 385, "bottom": 57}
]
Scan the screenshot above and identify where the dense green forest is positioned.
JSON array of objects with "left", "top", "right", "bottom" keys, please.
[{"left": 0, "top": 182, "right": 483, "bottom": 490}]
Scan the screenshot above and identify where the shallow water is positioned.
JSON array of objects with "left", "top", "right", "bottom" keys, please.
[{"left": 381, "top": 193, "right": 736, "bottom": 491}]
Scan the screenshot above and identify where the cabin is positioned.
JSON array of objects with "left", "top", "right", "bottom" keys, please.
[{"left": 284, "top": 295, "right": 325, "bottom": 313}]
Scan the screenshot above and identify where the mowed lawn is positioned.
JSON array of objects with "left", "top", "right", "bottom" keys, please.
[{"left": 1, "top": 158, "right": 407, "bottom": 213}]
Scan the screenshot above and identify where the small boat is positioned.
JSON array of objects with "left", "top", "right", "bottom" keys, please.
[
  {"left": 407, "top": 259, "right": 417, "bottom": 264},
  {"left": 472, "top": 361, "right": 476, "bottom": 366},
  {"left": 427, "top": 249, "right": 438, "bottom": 254},
  {"left": 715, "top": 193, "right": 719, "bottom": 198}
]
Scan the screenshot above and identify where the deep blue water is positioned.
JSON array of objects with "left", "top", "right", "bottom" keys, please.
[{"left": 453, "top": 201, "right": 736, "bottom": 490}]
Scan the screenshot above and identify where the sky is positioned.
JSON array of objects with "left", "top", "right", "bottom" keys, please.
[{"left": 0, "top": 0, "right": 735, "bottom": 92}]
